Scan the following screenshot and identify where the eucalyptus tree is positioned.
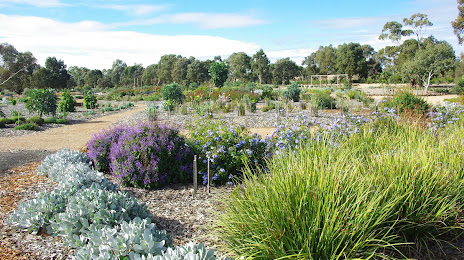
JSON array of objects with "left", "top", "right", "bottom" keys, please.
[
  {"left": 187, "top": 60, "right": 210, "bottom": 85},
  {"left": 0, "top": 43, "right": 37, "bottom": 93},
  {"left": 452, "top": 0, "right": 464, "bottom": 44},
  {"left": 228, "top": 52, "right": 252, "bottom": 82},
  {"left": 209, "top": 62, "right": 229, "bottom": 88},
  {"left": 403, "top": 13, "right": 433, "bottom": 49},
  {"left": 336, "top": 43, "right": 367, "bottom": 80},
  {"left": 157, "top": 54, "right": 180, "bottom": 85},
  {"left": 142, "top": 64, "right": 159, "bottom": 86},
  {"left": 110, "top": 59, "right": 127, "bottom": 87},
  {"left": 251, "top": 49, "right": 271, "bottom": 84},
  {"left": 272, "top": 58, "right": 301, "bottom": 85},
  {"left": 400, "top": 40, "right": 455, "bottom": 93}
]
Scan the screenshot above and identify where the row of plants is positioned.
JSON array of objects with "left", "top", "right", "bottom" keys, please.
[
  {"left": 8, "top": 149, "right": 226, "bottom": 259},
  {"left": 89, "top": 92, "right": 463, "bottom": 191}
]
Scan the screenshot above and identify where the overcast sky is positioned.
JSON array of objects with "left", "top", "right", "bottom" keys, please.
[{"left": 0, "top": 0, "right": 462, "bottom": 69}]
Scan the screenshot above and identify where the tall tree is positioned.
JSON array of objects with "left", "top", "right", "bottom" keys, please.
[
  {"left": 0, "top": 43, "right": 37, "bottom": 93},
  {"left": 110, "top": 59, "right": 127, "bottom": 87},
  {"left": 68, "top": 66, "right": 89, "bottom": 88},
  {"left": 400, "top": 41, "right": 455, "bottom": 93},
  {"left": 187, "top": 60, "right": 210, "bottom": 85},
  {"left": 315, "top": 45, "right": 337, "bottom": 75},
  {"left": 157, "top": 54, "right": 180, "bottom": 85},
  {"left": 336, "top": 43, "right": 367, "bottom": 79},
  {"left": 209, "top": 62, "right": 229, "bottom": 88},
  {"left": 142, "top": 64, "right": 159, "bottom": 86},
  {"left": 44, "top": 57, "right": 71, "bottom": 89},
  {"left": 84, "top": 69, "right": 102, "bottom": 88},
  {"left": 403, "top": 13, "right": 433, "bottom": 49},
  {"left": 251, "top": 49, "right": 271, "bottom": 84},
  {"left": 272, "top": 58, "right": 301, "bottom": 85},
  {"left": 302, "top": 52, "right": 319, "bottom": 78},
  {"left": 172, "top": 57, "right": 192, "bottom": 85},
  {"left": 228, "top": 52, "right": 251, "bottom": 82},
  {"left": 452, "top": 0, "right": 464, "bottom": 44},
  {"left": 379, "top": 21, "right": 412, "bottom": 44},
  {"left": 120, "top": 64, "right": 144, "bottom": 86}
]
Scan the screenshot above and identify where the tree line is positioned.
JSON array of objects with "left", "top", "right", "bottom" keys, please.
[{"left": 1, "top": 12, "right": 462, "bottom": 94}]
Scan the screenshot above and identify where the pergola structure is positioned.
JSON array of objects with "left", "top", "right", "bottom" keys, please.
[{"left": 310, "top": 74, "right": 349, "bottom": 86}]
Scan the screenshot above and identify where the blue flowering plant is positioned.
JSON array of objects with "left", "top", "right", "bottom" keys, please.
[
  {"left": 188, "top": 116, "right": 267, "bottom": 186},
  {"left": 109, "top": 122, "right": 194, "bottom": 189},
  {"left": 428, "top": 102, "right": 464, "bottom": 132}
]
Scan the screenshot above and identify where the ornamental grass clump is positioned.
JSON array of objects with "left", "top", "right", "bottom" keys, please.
[
  {"left": 110, "top": 122, "right": 193, "bottom": 189},
  {"left": 188, "top": 116, "right": 267, "bottom": 186},
  {"left": 216, "top": 116, "right": 464, "bottom": 259}
]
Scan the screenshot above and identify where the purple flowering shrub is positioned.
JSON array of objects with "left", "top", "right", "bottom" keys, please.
[
  {"left": 188, "top": 117, "right": 267, "bottom": 186},
  {"left": 110, "top": 122, "right": 193, "bottom": 189},
  {"left": 87, "top": 125, "right": 129, "bottom": 172}
]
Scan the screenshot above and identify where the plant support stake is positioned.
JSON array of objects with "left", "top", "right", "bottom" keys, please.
[{"left": 193, "top": 155, "right": 197, "bottom": 198}]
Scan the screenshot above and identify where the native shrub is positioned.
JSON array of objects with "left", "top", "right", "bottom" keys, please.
[
  {"left": 282, "top": 82, "right": 301, "bottom": 102},
  {"left": 188, "top": 117, "right": 267, "bottom": 186},
  {"left": 162, "top": 83, "right": 184, "bottom": 104},
  {"left": 381, "top": 90, "right": 429, "bottom": 114},
  {"left": 58, "top": 90, "right": 76, "bottom": 113},
  {"left": 27, "top": 116, "right": 44, "bottom": 125},
  {"left": 87, "top": 125, "right": 130, "bottom": 173},
  {"left": 83, "top": 91, "right": 98, "bottom": 109},
  {"left": 14, "top": 123, "right": 39, "bottom": 130},
  {"left": 110, "top": 123, "right": 194, "bottom": 189}
]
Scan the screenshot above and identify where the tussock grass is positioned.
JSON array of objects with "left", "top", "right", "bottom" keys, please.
[{"left": 215, "top": 119, "right": 464, "bottom": 259}]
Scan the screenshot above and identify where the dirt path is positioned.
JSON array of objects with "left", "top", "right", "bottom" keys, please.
[{"left": 0, "top": 104, "right": 146, "bottom": 152}]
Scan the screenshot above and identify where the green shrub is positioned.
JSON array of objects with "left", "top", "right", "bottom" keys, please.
[
  {"left": 282, "top": 82, "right": 301, "bottom": 102},
  {"left": 304, "top": 89, "right": 336, "bottom": 109},
  {"left": 161, "top": 83, "right": 184, "bottom": 104},
  {"left": 382, "top": 90, "right": 429, "bottom": 114},
  {"left": 55, "top": 118, "right": 68, "bottom": 124},
  {"left": 14, "top": 123, "right": 39, "bottom": 130},
  {"left": 27, "top": 116, "right": 44, "bottom": 125},
  {"left": 44, "top": 117, "right": 57, "bottom": 124},
  {"left": 10, "top": 99, "right": 16, "bottom": 105},
  {"left": 10, "top": 116, "right": 25, "bottom": 124},
  {"left": 25, "top": 88, "right": 57, "bottom": 117},
  {"left": 0, "top": 117, "right": 14, "bottom": 124},
  {"left": 83, "top": 92, "right": 98, "bottom": 109},
  {"left": 58, "top": 90, "right": 76, "bottom": 113}
]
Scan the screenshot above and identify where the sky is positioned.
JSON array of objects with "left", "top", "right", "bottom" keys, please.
[{"left": 0, "top": 0, "right": 462, "bottom": 70}]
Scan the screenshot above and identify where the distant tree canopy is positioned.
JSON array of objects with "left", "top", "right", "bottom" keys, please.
[{"left": 0, "top": 17, "right": 460, "bottom": 93}]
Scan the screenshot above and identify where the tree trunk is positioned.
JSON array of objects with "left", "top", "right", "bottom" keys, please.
[{"left": 424, "top": 70, "right": 433, "bottom": 95}]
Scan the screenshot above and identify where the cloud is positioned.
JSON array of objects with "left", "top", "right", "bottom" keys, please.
[
  {"left": 98, "top": 4, "right": 170, "bottom": 16},
  {"left": 0, "top": 0, "right": 65, "bottom": 7},
  {"left": 115, "top": 12, "right": 268, "bottom": 29},
  {"left": 0, "top": 14, "right": 260, "bottom": 69}
]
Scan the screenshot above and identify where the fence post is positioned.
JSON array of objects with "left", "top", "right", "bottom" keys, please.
[{"left": 193, "top": 155, "right": 197, "bottom": 198}]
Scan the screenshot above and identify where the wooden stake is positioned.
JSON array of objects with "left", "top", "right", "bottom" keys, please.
[
  {"left": 193, "top": 155, "right": 197, "bottom": 198},
  {"left": 207, "top": 159, "right": 210, "bottom": 194}
]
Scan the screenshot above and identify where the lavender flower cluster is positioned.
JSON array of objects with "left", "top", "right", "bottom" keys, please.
[
  {"left": 88, "top": 122, "right": 193, "bottom": 189},
  {"left": 87, "top": 124, "right": 129, "bottom": 172}
]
